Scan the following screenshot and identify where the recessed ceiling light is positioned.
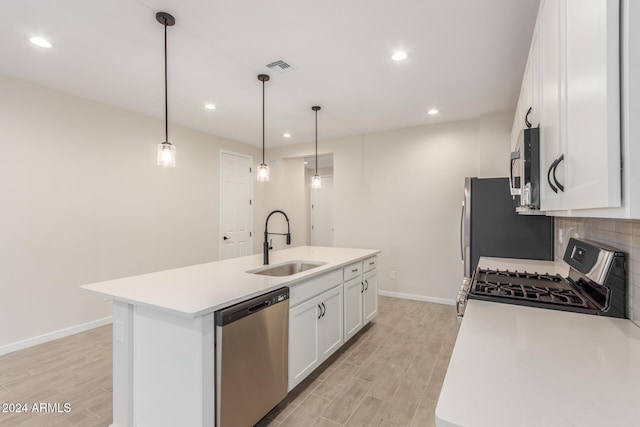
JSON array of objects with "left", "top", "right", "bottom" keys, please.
[
  {"left": 304, "top": 161, "right": 308, "bottom": 165},
  {"left": 204, "top": 103, "right": 216, "bottom": 110},
  {"left": 29, "top": 37, "right": 52, "bottom": 48},
  {"left": 283, "top": 133, "right": 291, "bottom": 138},
  {"left": 427, "top": 109, "right": 439, "bottom": 115},
  {"left": 392, "top": 51, "right": 407, "bottom": 61}
]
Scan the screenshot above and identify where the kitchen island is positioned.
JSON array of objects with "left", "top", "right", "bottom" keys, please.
[
  {"left": 436, "top": 299, "right": 640, "bottom": 427},
  {"left": 80, "top": 246, "right": 379, "bottom": 427}
]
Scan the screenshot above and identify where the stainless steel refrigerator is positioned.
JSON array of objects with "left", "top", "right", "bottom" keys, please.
[{"left": 461, "top": 177, "right": 554, "bottom": 281}]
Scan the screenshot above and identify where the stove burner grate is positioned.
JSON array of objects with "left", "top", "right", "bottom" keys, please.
[
  {"left": 472, "top": 271, "right": 589, "bottom": 308},
  {"left": 483, "top": 269, "right": 564, "bottom": 282}
]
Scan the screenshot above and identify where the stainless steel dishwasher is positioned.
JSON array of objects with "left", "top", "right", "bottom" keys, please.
[{"left": 215, "top": 287, "right": 289, "bottom": 427}]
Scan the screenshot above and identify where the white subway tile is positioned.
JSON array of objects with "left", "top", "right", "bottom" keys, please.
[
  {"left": 614, "top": 232, "right": 632, "bottom": 250},
  {"left": 615, "top": 220, "right": 633, "bottom": 235}
]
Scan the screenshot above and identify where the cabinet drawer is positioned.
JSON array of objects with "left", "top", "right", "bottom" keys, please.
[
  {"left": 290, "top": 270, "right": 342, "bottom": 308},
  {"left": 343, "top": 262, "right": 362, "bottom": 282},
  {"left": 363, "top": 257, "right": 377, "bottom": 273}
]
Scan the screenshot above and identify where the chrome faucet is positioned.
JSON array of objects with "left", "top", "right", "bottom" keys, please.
[{"left": 263, "top": 210, "right": 291, "bottom": 265}]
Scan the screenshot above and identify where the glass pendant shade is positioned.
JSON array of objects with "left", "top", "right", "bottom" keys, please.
[
  {"left": 157, "top": 142, "right": 176, "bottom": 167},
  {"left": 311, "top": 174, "right": 322, "bottom": 189},
  {"left": 257, "top": 163, "right": 270, "bottom": 181}
]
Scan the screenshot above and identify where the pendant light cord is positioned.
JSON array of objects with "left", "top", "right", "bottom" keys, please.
[
  {"left": 262, "top": 80, "right": 265, "bottom": 164},
  {"left": 315, "top": 109, "right": 318, "bottom": 175},
  {"left": 164, "top": 22, "right": 168, "bottom": 143}
]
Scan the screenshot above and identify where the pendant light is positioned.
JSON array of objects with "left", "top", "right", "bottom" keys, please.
[
  {"left": 311, "top": 106, "right": 322, "bottom": 189},
  {"left": 257, "top": 74, "right": 270, "bottom": 181},
  {"left": 156, "top": 12, "right": 176, "bottom": 167}
]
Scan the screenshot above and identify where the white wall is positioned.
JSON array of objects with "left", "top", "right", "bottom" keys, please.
[
  {"left": 266, "top": 112, "right": 512, "bottom": 303},
  {"left": 260, "top": 157, "right": 309, "bottom": 250},
  {"left": 0, "top": 75, "right": 262, "bottom": 352}
]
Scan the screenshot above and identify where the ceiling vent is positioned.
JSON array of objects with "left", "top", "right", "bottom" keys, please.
[{"left": 265, "top": 58, "right": 296, "bottom": 73}]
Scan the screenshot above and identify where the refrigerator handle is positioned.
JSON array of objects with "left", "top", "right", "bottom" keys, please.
[{"left": 460, "top": 201, "right": 465, "bottom": 261}]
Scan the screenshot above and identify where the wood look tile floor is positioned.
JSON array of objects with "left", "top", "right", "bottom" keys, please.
[{"left": 0, "top": 296, "right": 459, "bottom": 427}]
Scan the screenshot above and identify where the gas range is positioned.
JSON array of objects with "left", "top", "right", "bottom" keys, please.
[{"left": 456, "top": 238, "right": 626, "bottom": 320}]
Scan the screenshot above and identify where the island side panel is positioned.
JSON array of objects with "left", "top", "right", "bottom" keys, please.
[
  {"left": 133, "top": 306, "right": 214, "bottom": 427},
  {"left": 112, "top": 301, "right": 133, "bottom": 427}
]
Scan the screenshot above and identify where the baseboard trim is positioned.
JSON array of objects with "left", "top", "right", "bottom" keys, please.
[
  {"left": 0, "top": 317, "right": 113, "bottom": 356},
  {"left": 378, "top": 290, "right": 456, "bottom": 306}
]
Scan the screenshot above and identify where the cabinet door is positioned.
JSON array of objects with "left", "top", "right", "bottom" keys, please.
[
  {"left": 530, "top": 19, "right": 542, "bottom": 128},
  {"left": 539, "top": 0, "right": 566, "bottom": 211},
  {"left": 288, "top": 297, "right": 321, "bottom": 391},
  {"left": 318, "top": 286, "right": 343, "bottom": 362},
  {"left": 343, "top": 276, "right": 363, "bottom": 342},
  {"left": 563, "top": 0, "right": 621, "bottom": 210},
  {"left": 512, "top": 18, "right": 541, "bottom": 152},
  {"left": 363, "top": 270, "right": 378, "bottom": 323}
]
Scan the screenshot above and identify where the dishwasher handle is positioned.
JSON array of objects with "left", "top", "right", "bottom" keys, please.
[
  {"left": 215, "top": 287, "right": 289, "bottom": 326},
  {"left": 248, "top": 300, "right": 271, "bottom": 313}
]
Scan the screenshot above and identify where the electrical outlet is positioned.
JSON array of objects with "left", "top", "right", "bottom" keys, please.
[{"left": 390, "top": 270, "right": 397, "bottom": 280}]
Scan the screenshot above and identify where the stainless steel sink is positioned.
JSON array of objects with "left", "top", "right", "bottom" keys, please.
[{"left": 248, "top": 260, "right": 326, "bottom": 277}]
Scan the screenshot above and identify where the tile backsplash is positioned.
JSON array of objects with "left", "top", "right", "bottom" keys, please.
[{"left": 555, "top": 218, "right": 640, "bottom": 326}]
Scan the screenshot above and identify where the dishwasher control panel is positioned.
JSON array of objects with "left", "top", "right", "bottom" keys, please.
[{"left": 215, "top": 287, "right": 289, "bottom": 326}]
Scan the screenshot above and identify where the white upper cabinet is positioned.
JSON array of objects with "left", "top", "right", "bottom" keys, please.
[
  {"left": 562, "top": 0, "right": 621, "bottom": 210},
  {"left": 516, "top": 0, "right": 622, "bottom": 213},
  {"left": 511, "top": 17, "right": 542, "bottom": 152},
  {"left": 539, "top": 0, "right": 566, "bottom": 211}
]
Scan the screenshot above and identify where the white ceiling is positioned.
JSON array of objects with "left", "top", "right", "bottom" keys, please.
[{"left": 0, "top": 0, "right": 539, "bottom": 148}]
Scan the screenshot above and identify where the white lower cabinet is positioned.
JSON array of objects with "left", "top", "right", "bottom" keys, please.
[
  {"left": 343, "top": 257, "right": 378, "bottom": 342},
  {"left": 318, "top": 287, "right": 343, "bottom": 359},
  {"left": 288, "top": 284, "right": 343, "bottom": 391},
  {"left": 344, "top": 276, "right": 364, "bottom": 341},
  {"left": 288, "top": 257, "right": 378, "bottom": 391},
  {"left": 363, "top": 269, "right": 378, "bottom": 323}
]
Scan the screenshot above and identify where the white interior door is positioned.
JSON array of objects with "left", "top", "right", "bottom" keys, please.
[
  {"left": 310, "top": 175, "right": 334, "bottom": 247},
  {"left": 220, "top": 151, "right": 252, "bottom": 260}
]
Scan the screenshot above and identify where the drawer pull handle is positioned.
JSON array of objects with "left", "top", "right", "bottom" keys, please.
[
  {"left": 317, "top": 304, "right": 322, "bottom": 319},
  {"left": 364, "top": 280, "right": 369, "bottom": 291},
  {"left": 321, "top": 302, "right": 326, "bottom": 317},
  {"left": 369, "top": 261, "right": 374, "bottom": 265},
  {"left": 361, "top": 282, "right": 364, "bottom": 293},
  {"left": 352, "top": 268, "right": 358, "bottom": 273}
]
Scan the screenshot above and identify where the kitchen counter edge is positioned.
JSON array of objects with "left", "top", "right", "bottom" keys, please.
[{"left": 80, "top": 246, "right": 380, "bottom": 318}]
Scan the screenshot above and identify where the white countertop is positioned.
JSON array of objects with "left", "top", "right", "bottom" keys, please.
[
  {"left": 436, "top": 300, "right": 640, "bottom": 427},
  {"left": 80, "top": 246, "right": 379, "bottom": 317}
]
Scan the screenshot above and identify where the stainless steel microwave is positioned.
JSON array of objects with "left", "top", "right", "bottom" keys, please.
[{"left": 510, "top": 127, "right": 542, "bottom": 213}]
